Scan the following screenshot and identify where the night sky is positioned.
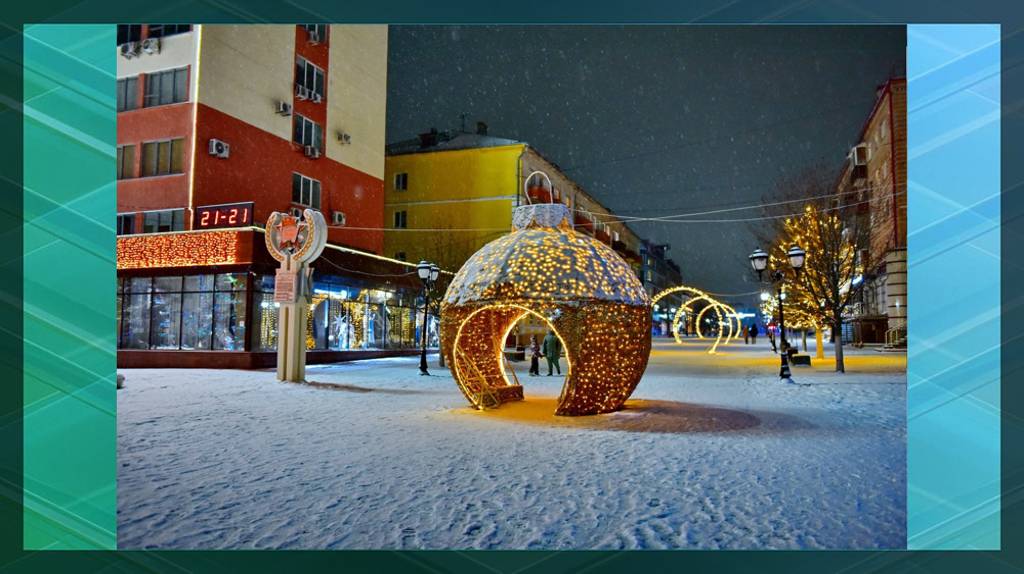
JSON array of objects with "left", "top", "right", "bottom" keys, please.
[{"left": 385, "top": 26, "right": 905, "bottom": 305}]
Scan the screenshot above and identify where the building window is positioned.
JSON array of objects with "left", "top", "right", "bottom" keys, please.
[
  {"left": 116, "top": 213, "right": 135, "bottom": 235},
  {"left": 116, "top": 77, "right": 139, "bottom": 112},
  {"left": 394, "top": 172, "right": 409, "bottom": 191},
  {"left": 295, "top": 57, "right": 325, "bottom": 99},
  {"left": 143, "top": 67, "right": 189, "bottom": 107},
  {"left": 142, "top": 209, "right": 186, "bottom": 233},
  {"left": 117, "top": 25, "right": 142, "bottom": 45},
  {"left": 118, "top": 273, "right": 246, "bottom": 351},
  {"left": 117, "top": 145, "right": 136, "bottom": 179},
  {"left": 301, "top": 24, "right": 327, "bottom": 43},
  {"left": 393, "top": 210, "right": 408, "bottom": 229},
  {"left": 146, "top": 24, "right": 192, "bottom": 39},
  {"left": 141, "top": 138, "right": 185, "bottom": 177},
  {"left": 394, "top": 252, "right": 407, "bottom": 261},
  {"left": 293, "top": 114, "right": 323, "bottom": 149},
  {"left": 292, "top": 173, "right": 322, "bottom": 209}
]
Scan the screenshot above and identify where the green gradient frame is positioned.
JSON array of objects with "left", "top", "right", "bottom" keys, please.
[
  {"left": 22, "top": 24, "right": 115, "bottom": 550},
  {"left": 6, "top": 2, "right": 1022, "bottom": 573}
]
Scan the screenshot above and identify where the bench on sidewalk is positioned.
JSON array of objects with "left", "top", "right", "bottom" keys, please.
[{"left": 790, "top": 354, "right": 812, "bottom": 366}]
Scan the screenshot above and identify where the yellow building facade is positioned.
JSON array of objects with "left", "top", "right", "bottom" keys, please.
[
  {"left": 384, "top": 133, "right": 647, "bottom": 347},
  {"left": 384, "top": 143, "right": 524, "bottom": 271}
]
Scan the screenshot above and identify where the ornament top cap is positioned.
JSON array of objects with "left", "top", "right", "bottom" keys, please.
[{"left": 512, "top": 203, "right": 571, "bottom": 231}]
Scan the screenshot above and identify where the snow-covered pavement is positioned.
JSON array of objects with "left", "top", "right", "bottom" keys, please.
[{"left": 117, "top": 339, "right": 906, "bottom": 549}]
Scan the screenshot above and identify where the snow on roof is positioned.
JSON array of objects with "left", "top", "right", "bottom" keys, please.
[{"left": 386, "top": 131, "right": 523, "bottom": 156}]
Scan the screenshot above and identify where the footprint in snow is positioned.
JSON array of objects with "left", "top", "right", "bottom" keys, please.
[{"left": 399, "top": 526, "right": 421, "bottom": 549}]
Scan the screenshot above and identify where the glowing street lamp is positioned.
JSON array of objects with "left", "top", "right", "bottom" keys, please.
[
  {"left": 749, "top": 244, "right": 806, "bottom": 384},
  {"left": 749, "top": 248, "right": 769, "bottom": 279},
  {"left": 417, "top": 260, "right": 436, "bottom": 376},
  {"left": 787, "top": 244, "right": 806, "bottom": 270}
]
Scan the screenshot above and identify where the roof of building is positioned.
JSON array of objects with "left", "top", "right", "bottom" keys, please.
[
  {"left": 385, "top": 128, "right": 683, "bottom": 274},
  {"left": 386, "top": 130, "right": 523, "bottom": 156}
]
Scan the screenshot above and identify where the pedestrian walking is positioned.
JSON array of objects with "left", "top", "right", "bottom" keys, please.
[
  {"left": 528, "top": 335, "right": 541, "bottom": 376},
  {"left": 749, "top": 323, "right": 758, "bottom": 344},
  {"left": 742, "top": 324, "right": 749, "bottom": 344},
  {"left": 542, "top": 330, "right": 562, "bottom": 376}
]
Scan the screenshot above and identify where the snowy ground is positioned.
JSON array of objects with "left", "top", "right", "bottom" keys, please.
[{"left": 117, "top": 338, "right": 906, "bottom": 550}]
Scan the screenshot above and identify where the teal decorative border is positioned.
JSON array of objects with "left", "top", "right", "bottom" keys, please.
[
  {"left": 22, "top": 24, "right": 116, "bottom": 550},
  {"left": 906, "top": 24, "right": 1001, "bottom": 550}
]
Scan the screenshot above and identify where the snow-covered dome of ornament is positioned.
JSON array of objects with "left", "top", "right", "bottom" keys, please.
[{"left": 441, "top": 199, "right": 652, "bottom": 416}]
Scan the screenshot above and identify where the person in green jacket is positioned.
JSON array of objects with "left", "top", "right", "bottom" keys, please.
[{"left": 542, "top": 330, "right": 562, "bottom": 376}]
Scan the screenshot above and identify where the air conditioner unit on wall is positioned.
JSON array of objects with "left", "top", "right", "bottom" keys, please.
[
  {"left": 295, "top": 84, "right": 310, "bottom": 100},
  {"left": 851, "top": 143, "right": 869, "bottom": 166},
  {"left": 311, "top": 92, "right": 322, "bottom": 104},
  {"left": 119, "top": 42, "right": 140, "bottom": 59},
  {"left": 336, "top": 131, "right": 351, "bottom": 144},
  {"left": 141, "top": 38, "right": 161, "bottom": 55},
  {"left": 275, "top": 101, "right": 292, "bottom": 116},
  {"left": 208, "top": 138, "right": 230, "bottom": 158},
  {"left": 304, "top": 145, "right": 321, "bottom": 159},
  {"left": 332, "top": 211, "right": 346, "bottom": 226},
  {"left": 308, "top": 31, "right": 321, "bottom": 45}
]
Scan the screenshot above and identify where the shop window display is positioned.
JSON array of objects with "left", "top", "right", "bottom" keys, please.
[{"left": 117, "top": 273, "right": 247, "bottom": 351}]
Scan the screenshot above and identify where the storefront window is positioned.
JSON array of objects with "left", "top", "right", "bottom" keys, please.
[
  {"left": 116, "top": 270, "right": 437, "bottom": 353},
  {"left": 309, "top": 297, "right": 329, "bottom": 350},
  {"left": 117, "top": 272, "right": 247, "bottom": 351},
  {"left": 116, "top": 278, "right": 123, "bottom": 346},
  {"left": 213, "top": 291, "right": 246, "bottom": 350},
  {"left": 181, "top": 292, "right": 213, "bottom": 350},
  {"left": 216, "top": 272, "right": 247, "bottom": 292},
  {"left": 151, "top": 291, "right": 182, "bottom": 349},
  {"left": 122, "top": 293, "right": 151, "bottom": 349}
]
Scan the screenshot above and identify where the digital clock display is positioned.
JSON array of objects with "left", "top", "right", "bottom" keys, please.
[{"left": 194, "top": 202, "right": 254, "bottom": 229}]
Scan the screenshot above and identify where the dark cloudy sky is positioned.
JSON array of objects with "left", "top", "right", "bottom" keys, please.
[{"left": 385, "top": 25, "right": 905, "bottom": 305}]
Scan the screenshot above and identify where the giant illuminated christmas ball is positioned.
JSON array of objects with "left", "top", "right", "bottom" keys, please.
[{"left": 441, "top": 203, "right": 652, "bottom": 416}]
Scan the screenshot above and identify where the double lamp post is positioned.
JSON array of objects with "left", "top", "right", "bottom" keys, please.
[
  {"left": 417, "top": 260, "right": 440, "bottom": 376},
  {"left": 749, "top": 244, "right": 806, "bottom": 383}
]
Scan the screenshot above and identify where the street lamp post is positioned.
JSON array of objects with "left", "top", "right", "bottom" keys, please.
[
  {"left": 749, "top": 245, "right": 806, "bottom": 383},
  {"left": 417, "top": 261, "right": 439, "bottom": 376}
]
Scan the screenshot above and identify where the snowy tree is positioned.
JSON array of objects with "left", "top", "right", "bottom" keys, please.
[{"left": 759, "top": 166, "right": 872, "bottom": 373}]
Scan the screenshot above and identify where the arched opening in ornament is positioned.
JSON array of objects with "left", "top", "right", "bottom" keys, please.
[{"left": 452, "top": 304, "right": 571, "bottom": 410}]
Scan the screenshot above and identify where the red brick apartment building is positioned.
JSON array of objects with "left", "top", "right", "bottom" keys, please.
[{"left": 115, "top": 24, "right": 435, "bottom": 367}]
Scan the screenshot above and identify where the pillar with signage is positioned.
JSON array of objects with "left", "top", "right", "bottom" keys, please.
[{"left": 265, "top": 209, "right": 328, "bottom": 382}]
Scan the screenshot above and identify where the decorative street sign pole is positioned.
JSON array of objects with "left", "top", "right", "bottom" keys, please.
[{"left": 265, "top": 209, "right": 328, "bottom": 383}]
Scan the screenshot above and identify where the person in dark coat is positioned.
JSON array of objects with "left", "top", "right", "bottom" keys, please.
[
  {"left": 528, "top": 335, "right": 541, "bottom": 376},
  {"left": 542, "top": 330, "right": 562, "bottom": 376},
  {"left": 749, "top": 323, "right": 759, "bottom": 344}
]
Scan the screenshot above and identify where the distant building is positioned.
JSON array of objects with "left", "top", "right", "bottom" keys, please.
[
  {"left": 385, "top": 125, "right": 679, "bottom": 345},
  {"left": 640, "top": 241, "right": 683, "bottom": 299},
  {"left": 837, "top": 76, "right": 907, "bottom": 345}
]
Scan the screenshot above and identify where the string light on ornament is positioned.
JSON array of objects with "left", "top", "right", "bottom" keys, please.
[{"left": 441, "top": 199, "right": 651, "bottom": 416}]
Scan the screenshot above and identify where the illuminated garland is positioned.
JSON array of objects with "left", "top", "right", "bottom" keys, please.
[
  {"left": 117, "top": 229, "right": 249, "bottom": 269},
  {"left": 441, "top": 203, "right": 651, "bottom": 416}
]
